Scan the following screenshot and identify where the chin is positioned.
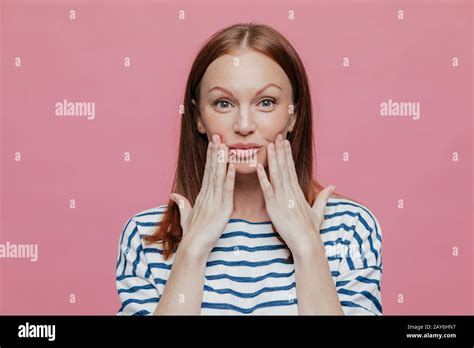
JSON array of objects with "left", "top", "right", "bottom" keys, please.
[{"left": 233, "top": 162, "right": 260, "bottom": 174}]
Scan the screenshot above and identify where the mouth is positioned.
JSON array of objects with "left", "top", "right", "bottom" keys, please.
[
  {"left": 228, "top": 143, "right": 263, "bottom": 150},
  {"left": 227, "top": 144, "right": 262, "bottom": 162}
]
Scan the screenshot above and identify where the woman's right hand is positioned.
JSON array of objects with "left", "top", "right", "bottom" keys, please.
[{"left": 169, "top": 134, "right": 236, "bottom": 260}]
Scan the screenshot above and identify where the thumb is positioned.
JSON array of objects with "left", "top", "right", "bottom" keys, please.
[
  {"left": 170, "top": 193, "right": 192, "bottom": 232},
  {"left": 312, "top": 185, "right": 336, "bottom": 221}
]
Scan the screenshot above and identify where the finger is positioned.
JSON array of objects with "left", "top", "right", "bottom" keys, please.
[
  {"left": 275, "top": 133, "right": 292, "bottom": 193},
  {"left": 208, "top": 134, "right": 220, "bottom": 193},
  {"left": 312, "top": 185, "right": 336, "bottom": 221},
  {"left": 256, "top": 163, "right": 275, "bottom": 201},
  {"left": 284, "top": 139, "right": 305, "bottom": 201},
  {"left": 170, "top": 193, "right": 192, "bottom": 232},
  {"left": 267, "top": 142, "right": 282, "bottom": 192},
  {"left": 196, "top": 141, "right": 213, "bottom": 207},
  {"left": 222, "top": 163, "right": 236, "bottom": 210},
  {"left": 215, "top": 143, "right": 227, "bottom": 195},
  {"left": 202, "top": 141, "right": 213, "bottom": 188}
]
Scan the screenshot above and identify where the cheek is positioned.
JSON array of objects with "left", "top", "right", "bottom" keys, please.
[
  {"left": 201, "top": 116, "right": 235, "bottom": 142},
  {"left": 258, "top": 110, "right": 291, "bottom": 142}
]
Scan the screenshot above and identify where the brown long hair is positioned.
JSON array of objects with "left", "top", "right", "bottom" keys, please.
[{"left": 144, "top": 22, "right": 359, "bottom": 260}]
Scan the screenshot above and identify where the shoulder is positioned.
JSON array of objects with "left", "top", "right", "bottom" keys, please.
[
  {"left": 323, "top": 196, "right": 382, "bottom": 238},
  {"left": 131, "top": 204, "right": 169, "bottom": 237},
  {"left": 321, "top": 196, "right": 382, "bottom": 253},
  {"left": 322, "top": 196, "right": 382, "bottom": 268},
  {"left": 119, "top": 204, "right": 169, "bottom": 243}
]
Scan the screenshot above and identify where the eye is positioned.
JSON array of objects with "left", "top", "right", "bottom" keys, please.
[
  {"left": 214, "top": 99, "right": 234, "bottom": 110},
  {"left": 258, "top": 98, "right": 276, "bottom": 109}
]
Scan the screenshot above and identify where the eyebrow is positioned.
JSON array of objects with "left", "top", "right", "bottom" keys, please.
[{"left": 208, "top": 83, "right": 282, "bottom": 96}]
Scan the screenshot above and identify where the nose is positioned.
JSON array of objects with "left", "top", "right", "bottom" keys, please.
[{"left": 233, "top": 108, "right": 256, "bottom": 135}]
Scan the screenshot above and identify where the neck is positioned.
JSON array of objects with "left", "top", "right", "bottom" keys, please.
[{"left": 231, "top": 172, "right": 269, "bottom": 222}]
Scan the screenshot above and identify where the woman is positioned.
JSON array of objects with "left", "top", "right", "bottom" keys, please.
[{"left": 116, "top": 23, "right": 383, "bottom": 315}]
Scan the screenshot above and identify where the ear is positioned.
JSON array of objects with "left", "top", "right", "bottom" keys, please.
[
  {"left": 192, "top": 99, "right": 207, "bottom": 134},
  {"left": 197, "top": 118, "right": 207, "bottom": 134},
  {"left": 288, "top": 110, "right": 297, "bottom": 132}
]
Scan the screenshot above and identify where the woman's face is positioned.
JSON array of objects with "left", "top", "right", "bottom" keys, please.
[{"left": 195, "top": 48, "right": 296, "bottom": 174}]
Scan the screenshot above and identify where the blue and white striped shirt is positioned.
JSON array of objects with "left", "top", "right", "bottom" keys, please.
[{"left": 116, "top": 197, "right": 383, "bottom": 315}]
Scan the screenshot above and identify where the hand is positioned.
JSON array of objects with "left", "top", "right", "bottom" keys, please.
[
  {"left": 256, "top": 133, "right": 336, "bottom": 258},
  {"left": 170, "top": 134, "right": 236, "bottom": 260}
]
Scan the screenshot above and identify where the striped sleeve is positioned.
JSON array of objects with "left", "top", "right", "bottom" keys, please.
[
  {"left": 115, "top": 216, "right": 160, "bottom": 316},
  {"left": 336, "top": 206, "right": 383, "bottom": 315}
]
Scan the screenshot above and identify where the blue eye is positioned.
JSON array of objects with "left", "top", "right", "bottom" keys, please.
[
  {"left": 213, "top": 98, "right": 276, "bottom": 111},
  {"left": 259, "top": 98, "right": 276, "bottom": 108},
  {"left": 214, "top": 99, "right": 233, "bottom": 109}
]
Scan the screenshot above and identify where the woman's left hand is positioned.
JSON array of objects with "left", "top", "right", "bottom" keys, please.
[{"left": 256, "top": 133, "right": 336, "bottom": 259}]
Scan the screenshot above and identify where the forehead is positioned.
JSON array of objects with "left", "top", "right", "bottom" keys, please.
[{"left": 200, "top": 49, "right": 292, "bottom": 92}]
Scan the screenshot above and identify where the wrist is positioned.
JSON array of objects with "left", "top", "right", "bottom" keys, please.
[
  {"left": 177, "top": 233, "right": 212, "bottom": 263},
  {"left": 291, "top": 235, "right": 325, "bottom": 263}
]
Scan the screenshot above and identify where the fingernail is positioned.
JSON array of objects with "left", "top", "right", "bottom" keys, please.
[{"left": 277, "top": 133, "right": 283, "bottom": 142}]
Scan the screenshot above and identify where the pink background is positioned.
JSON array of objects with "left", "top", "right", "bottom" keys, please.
[{"left": 1, "top": 0, "right": 472, "bottom": 314}]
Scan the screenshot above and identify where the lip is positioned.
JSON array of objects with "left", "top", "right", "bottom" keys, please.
[{"left": 228, "top": 143, "right": 262, "bottom": 150}]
